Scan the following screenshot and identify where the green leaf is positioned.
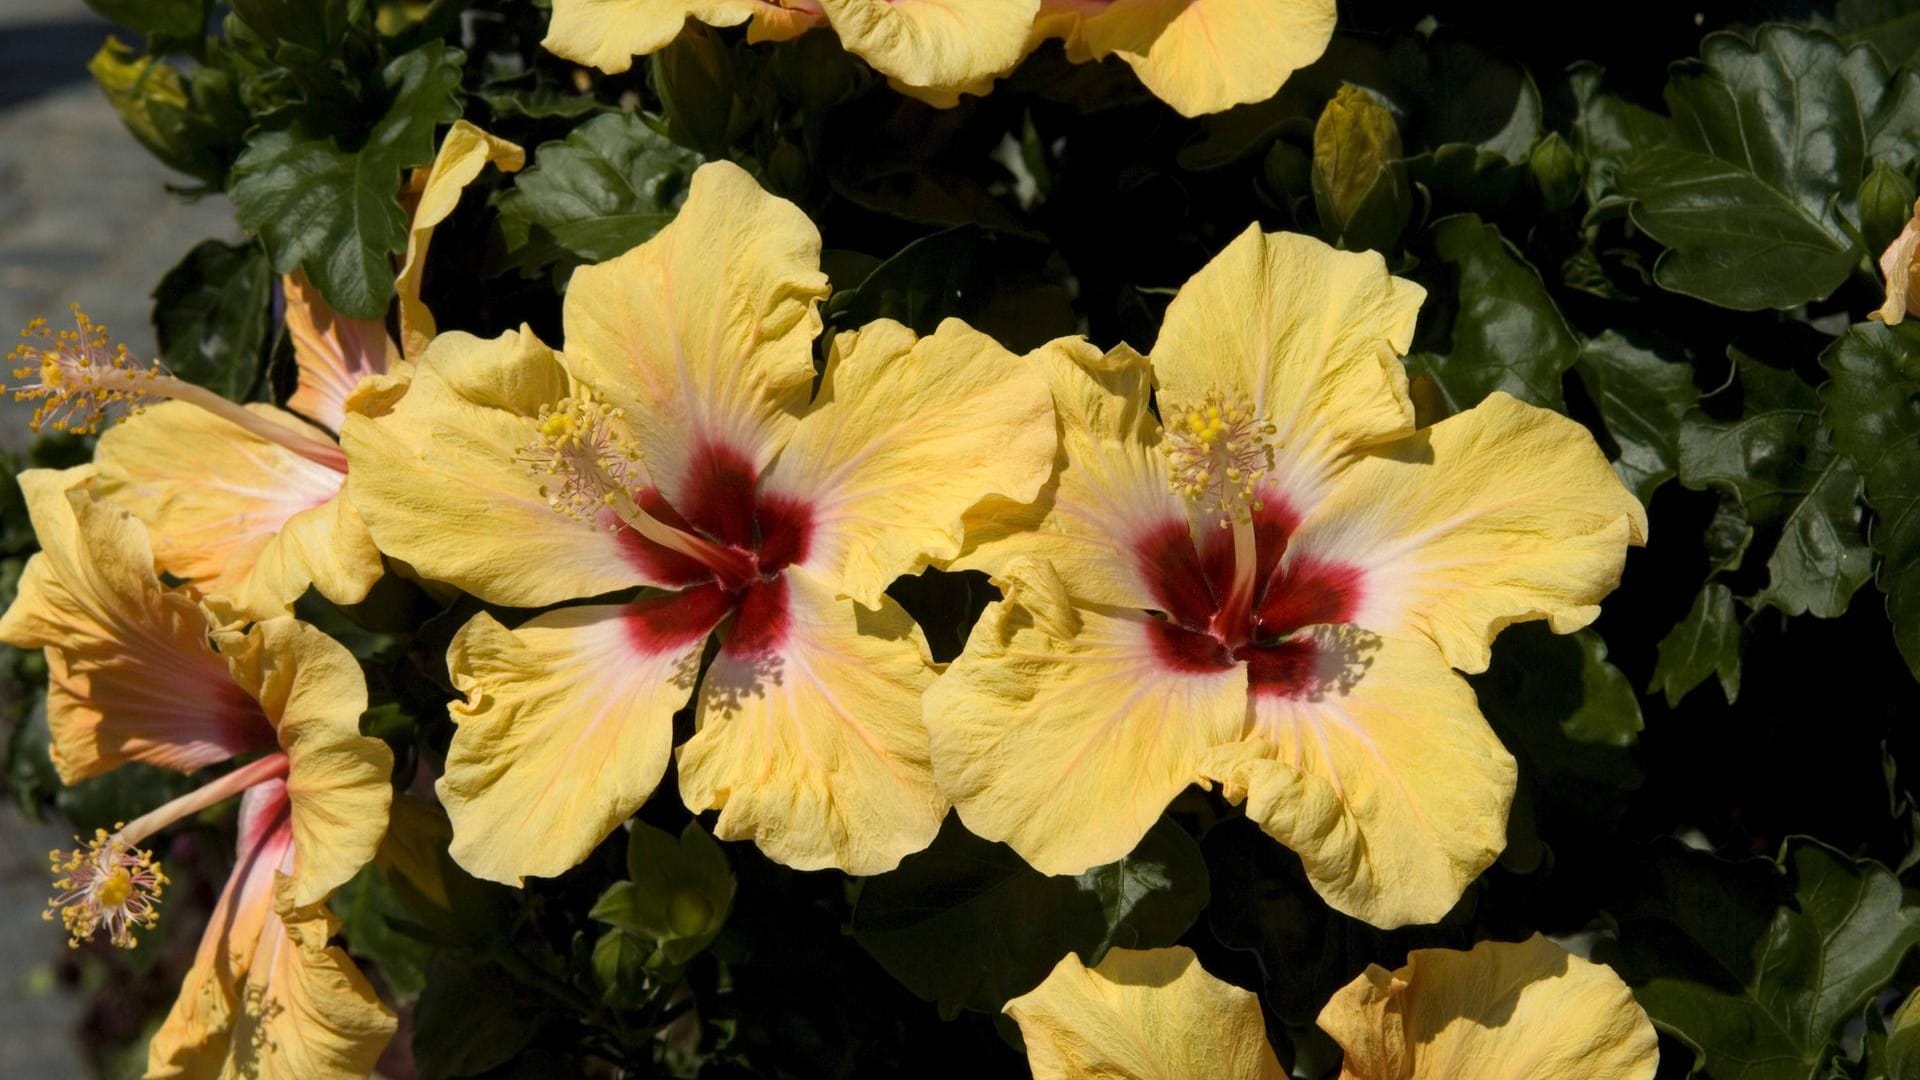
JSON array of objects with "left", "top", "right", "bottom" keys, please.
[
  {"left": 824, "top": 227, "right": 1078, "bottom": 354},
  {"left": 1406, "top": 213, "right": 1578, "bottom": 413},
  {"left": 1617, "top": 26, "right": 1905, "bottom": 310},
  {"left": 1680, "top": 351, "right": 1832, "bottom": 526},
  {"left": 591, "top": 929, "right": 651, "bottom": 1007},
  {"left": 493, "top": 111, "right": 702, "bottom": 266},
  {"left": 476, "top": 75, "right": 607, "bottom": 122},
  {"left": 591, "top": 822, "right": 735, "bottom": 967},
  {"left": 412, "top": 952, "right": 539, "bottom": 1080},
  {"left": 1837, "top": 0, "right": 1920, "bottom": 70},
  {"left": 83, "top": 0, "right": 208, "bottom": 41},
  {"left": 1570, "top": 63, "right": 1670, "bottom": 208},
  {"left": 1575, "top": 331, "right": 1701, "bottom": 505},
  {"left": 1754, "top": 455, "right": 1873, "bottom": 619},
  {"left": 150, "top": 239, "right": 272, "bottom": 401},
  {"left": 1607, "top": 840, "right": 1920, "bottom": 1080},
  {"left": 229, "top": 42, "right": 464, "bottom": 320},
  {"left": 852, "top": 815, "right": 1205, "bottom": 1015},
  {"left": 228, "top": 0, "right": 352, "bottom": 56},
  {"left": 1072, "top": 816, "right": 1209, "bottom": 957},
  {"left": 1821, "top": 321, "right": 1920, "bottom": 679},
  {"left": 1652, "top": 582, "right": 1744, "bottom": 707},
  {"left": 332, "top": 862, "right": 433, "bottom": 1001}
]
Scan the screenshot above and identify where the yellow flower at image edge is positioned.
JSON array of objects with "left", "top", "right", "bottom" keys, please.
[
  {"left": 0, "top": 468, "right": 395, "bottom": 1079},
  {"left": 1004, "top": 938, "right": 1657, "bottom": 1079},
  {"left": 927, "top": 226, "right": 1646, "bottom": 929},
  {"left": 341, "top": 160, "right": 1056, "bottom": 882}
]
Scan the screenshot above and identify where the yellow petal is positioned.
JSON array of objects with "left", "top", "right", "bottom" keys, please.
[
  {"left": 1151, "top": 226, "right": 1425, "bottom": 509},
  {"left": 816, "top": 0, "right": 1038, "bottom": 99},
  {"left": 1202, "top": 628, "right": 1514, "bottom": 928},
  {"left": 217, "top": 618, "right": 392, "bottom": 908},
  {"left": 395, "top": 121, "right": 526, "bottom": 362},
  {"left": 1319, "top": 935, "right": 1657, "bottom": 1080},
  {"left": 1286, "top": 391, "right": 1648, "bottom": 675},
  {"left": 543, "top": 0, "right": 823, "bottom": 74},
  {"left": 924, "top": 588, "right": 1246, "bottom": 876},
  {"left": 1005, "top": 947, "right": 1286, "bottom": 1080},
  {"left": 440, "top": 590, "right": 729, "bottom": 884},
  {"left": 1072, "top": 0, "right": 1334, "bottom": 117},
  {"left": 562, "top": 161, "right": 827, "bottom": 525},
  {"left": 150, "top": 782, "right": 395, "bottom": 1080},
  {"left": 759, "top": 317, "right": 1054, "bottom": 607},
  {"left": 955, "top": 337, "right": 1192, "bottom": 611},
  {"left": 0, "top": 467, "right": 270, "bottom": 782},
  {"left": 94, "top": 401, "right": 383, "bottom": 620},
  {"left": 284, "top": 270, "right": 400, "bottom": 433},
  {"left": 343, "top": 327, "right": 695, "bottom": 606},
  {"left": 678, "top": 566, "right": 945, "bottom": 874},
  {"left": 1874, "top": 197, "right": 1920, "bottom": 325}
]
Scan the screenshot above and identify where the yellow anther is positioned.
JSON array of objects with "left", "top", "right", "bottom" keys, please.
[
  {"left": 520, "top": 395, "right": 646, "bottom": 528},
  {"left": 1159, "top": 387, "right": 1278, "bottom": 522},
  {"left": 6, "top": 307, "right": 165, "bottom": 435},
  {"left": 46, "top": 827, "right": 167, "bottom": 950}
]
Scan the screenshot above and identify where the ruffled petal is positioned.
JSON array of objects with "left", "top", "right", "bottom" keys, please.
[
  {"left": 1074, "top": 0, "right": 1334, "bottom": 117},
  {"left": 217, "top": 618, "right": 391, "bottom": 908},
  {"left": 816, "top": 0, "right": 1038, "bottom": 100},
  {"left": 1005, "top": 947, "right": 1286, "bottom": 1080},
  {"left": 0, "top": 467, "right": 268, "bottom": 782},
  {"left": 543, "top": 0, "right": 823, "bottom": 74},
  {"left": 759, "top": 317, "right": 1054, "bottom": 607},
  {"left": 1202, "top": 629, "right": 1514, "bottom": 929},
  {"left": 561, "top": 161, "right": 827, "bottom": 520},
  {"left": 1875, "top": 197, "right": 1920, "bottom": 325},
  {"left": 284, "top": 271, "right": 399, "bottom": 434},
  {"left": 150, "top": 783, "right": 395, "bottom": 1080},
  {"left": 678, "top": 566, "right": 945, "bottom": 874},
  {"left": 342, "top": 327, "right": 705, "bottom": 605},
  {"left": 925, "top": 571, "right": 1247, "bottom": 876},
  {"left": 1318, "top": 936, "right": 1658, "bottom": 1080},
  {"left": 395, "top": 121, "right": 525, "bottom": 362},
  {"left": 94, "top": 400, "right": 382, "bottom": 620},
  {"left": 955, "top": 337, "right": 1194, "bottom": 612},
  {"left": 439, "top": 589, "right": 731, "bottom": 884},
  {"left": 1285, "top": 391, "right": 1648, "bottom": 675},
  {"left": 1151, "top": 226, "right": 1425, "bottom": 510}
]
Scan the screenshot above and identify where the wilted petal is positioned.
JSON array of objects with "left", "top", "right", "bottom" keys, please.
[{"left": 395, "top": 121, "right": 525, "bottom": 362}]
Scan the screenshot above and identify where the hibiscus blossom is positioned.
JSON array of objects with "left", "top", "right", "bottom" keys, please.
[
  {"left": 341, "top": 161, "right": 1055, "bottom": 880},
  {"left": 926, "top": 226, "right": 1645, "bottom": 926},
  {"left": 0, "top": 468, "right": 395, "bottom": 1079}
]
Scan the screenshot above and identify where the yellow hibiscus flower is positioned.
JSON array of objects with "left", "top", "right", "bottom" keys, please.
[
  {"left": 1005, "top": 938, "right": 1657, "bottom": 1079},
  {"left": 0, "top": 467, "right": 396, "bottom": 1080},
  {"left": 6, "top": 122, "right": 520, "bottom": 622},
  {"left": 1874, "top": 196, "right": 1920, "bottom": 324},
  {"left": 926, "top": 226, "right": 1645, "bottom": 927},
  {"left": 341, "top": 160, "right": 1056, "bottom": 881},
  {"left": 543, "top": 0, "right": 1042, "bottom": 106},
  {"left": 1032, "top": 0, "right": 1337, "bottom": 117}
]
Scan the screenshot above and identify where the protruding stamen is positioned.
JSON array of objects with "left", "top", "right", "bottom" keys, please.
[
  {"left": 7, "top": 306, "right": 348, "bottom": 471},
  {"left": 9, "top": 306, "right": 162, "bottom": 435},
  {"left": 1158, "top": 388, "right": 1278, "bottom": 522},
  {"left": 45, "top": 827, "right": 167, "bottom": 950},
  {"left": 519, "top": 395, "right": 647, "bottom": 526}
]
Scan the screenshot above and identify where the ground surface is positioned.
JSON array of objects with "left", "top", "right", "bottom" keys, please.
[{"left": 0, "top": 2, "right": 239, "bottom": 1073}]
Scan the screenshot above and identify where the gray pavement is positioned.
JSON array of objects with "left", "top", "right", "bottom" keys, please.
[{"left": 2, "top": 2, "right": 242, "bottom": 1075}]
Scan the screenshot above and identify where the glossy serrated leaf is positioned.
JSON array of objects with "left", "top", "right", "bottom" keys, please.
[
  {"left": 333, "top": 862, "right": 433, "bottom": 1001},
  {"left": 1680, "top": 351, "right": 1829, "bottom": 525},
  {"left": 1576, "top": 331, "right": 1700, "bottom": 504},
  {"left": 1607, "top": 840, "right": 1920, "bottom": 1080},
  {"left": 1652, "top": 582, "right": 1743, "bottom": 707},
  {"left": 1072, "top": 816, "right": 1209, "bottom": 958},
  {"left": 412, "top": 952, "right": 539, "bottom": 1080},
  {"left": 150, "top": 239, "right": 272, "bottom": 401},
  {"left": 84, "top": 0, "right": 208, "bottom": 41},
  {"left": 493, "top": 111, "right": 701, "bottom": 266},
  {"left": 824, "top": 227, "right": 1077, "bottom": 353},
  {"left": 1755, "top": 455, "right": 1873, "bottom": 618},
  {"left": 1820, "top": 321, "right": 1920, "bottom": 678},
  {"left": 1406, "top": 213, "right": 1578, "bottom": 413},
  {"left": 1570, "top": 63, "right": 1670, "bottom": 208},
  {"left": 229, "top": 43, "right": 464, "bottom": 320},
  {"left": 1618, "top": 26, "right": 1908, "bottom": 309}
]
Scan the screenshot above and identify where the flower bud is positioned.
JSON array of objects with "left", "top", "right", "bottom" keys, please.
[
  {"left": 1530, "top": 132, "right": 1582, "bottom": 213},
  {"left": 1860, "top": 162, "right": 1917, "bottom": 256},
  {"left": 1312, "top": 85, "right": 1409, "bottom": 253}
]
